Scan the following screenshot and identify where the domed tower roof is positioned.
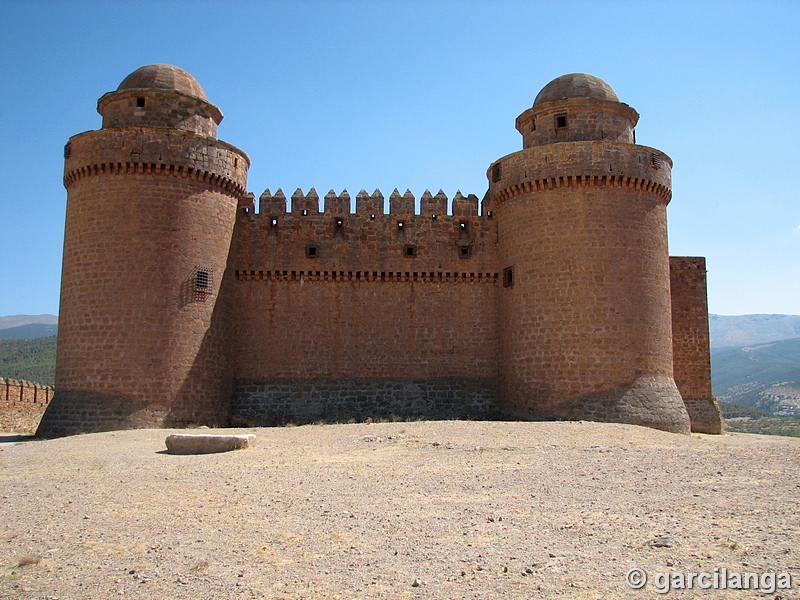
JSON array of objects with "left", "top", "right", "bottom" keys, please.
[
  {"left": 99, "top": 64, "right": 221, "bottom": 136},
  {"left": 533, "top": 73, "right": 619, "bottom": 107},
  {"left": 117, "top": 64, "right": 207, "bottom": 100}
]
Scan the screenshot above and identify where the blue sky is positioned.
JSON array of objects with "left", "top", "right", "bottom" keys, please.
[{"left": 0, "top": 0, "right": 798, "bottom": 317}]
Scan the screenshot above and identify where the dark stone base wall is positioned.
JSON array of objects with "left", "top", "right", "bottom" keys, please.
[
  {"left": 230, "top": 379, "right": 500, "bottom": 427},
  {"left": 35, "top": 390, "right": 229, "bottom": 438}
]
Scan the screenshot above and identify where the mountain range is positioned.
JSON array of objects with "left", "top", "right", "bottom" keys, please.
[{"left": 0, "top": 314, "right": 58, "bottom": 341}]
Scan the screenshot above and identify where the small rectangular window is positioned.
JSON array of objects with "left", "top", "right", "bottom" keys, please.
[
  {"left": 502, "top": 266, "right": 514, "bottom": 288},
  {"left": 306, "top": 245, "right": 318, "bottom": 258},
  {"left": 555, "top": 113, "right": 568, "bottom": 129},
  {"left": 492, "top": 163, "right": 502, "bottom": 183},
  {"left": 136, "top": 97, "right": 145, "bottom": 108},
  {"left": 459, "top": 245, "right": 472, "bottom": 259},
  {"left": 403, "top": 244, "right": 416, "bottom": 258}
]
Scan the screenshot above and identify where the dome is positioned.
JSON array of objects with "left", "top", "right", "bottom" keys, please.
[
  {"left": 117, "top": 64, "right": 207, "bottom": 100},
  {"left": 533, "top": 73, "right": 619, "bottom": 107}
]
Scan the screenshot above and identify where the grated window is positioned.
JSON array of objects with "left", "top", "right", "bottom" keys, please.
[{"left": 194, "top": 267, "right": 213, "bottom": 294}]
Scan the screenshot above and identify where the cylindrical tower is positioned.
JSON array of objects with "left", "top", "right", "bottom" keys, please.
[
  {"left": 37, "top": 65, "right": 250, "bottom": 437},
  {"left": 488, "top": 73, "right": 690, "bottom": 433}
]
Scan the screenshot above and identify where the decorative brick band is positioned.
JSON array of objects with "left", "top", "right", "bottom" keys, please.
[
  {"left": 63, "top": 161, "right": 247, "bottom": 197},
  {"left": 235, "top": 269, "right": 499, "bottom": 284},
  {"left": 490, "top": 173, "right": 671, "bottom": 206}
]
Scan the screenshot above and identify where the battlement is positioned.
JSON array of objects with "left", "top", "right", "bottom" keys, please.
[
  {"left": 255, "top": 188, "right": 482, "bottom": 217},
  {"left": 234, "top": 187, "right": 496, "bottom": 275},
  {"left": 0, "top": 378, "right": 54, "bottom": 434}
]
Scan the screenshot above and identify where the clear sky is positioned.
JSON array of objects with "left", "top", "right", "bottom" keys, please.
[{"left": 0, "top": 0, "right": 798, "bottom": 317}]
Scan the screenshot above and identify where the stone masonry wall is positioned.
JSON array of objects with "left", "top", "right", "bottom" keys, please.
[
  {"left": 230, "top": 379, "right": 499, "bottom": 426},
  {"left": 670, "top": 256, "right": 723, "bottom": 434},
  {"left": 228, "top": 188, "right": 500, "bottom": 422},
  {"left": 0, "top": 378, "right": 53, "bottom": 433}
]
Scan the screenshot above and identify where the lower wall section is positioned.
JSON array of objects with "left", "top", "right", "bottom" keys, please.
[
  {"left": 230, "top": 379, "right": 500, "bottom": 426},
  {"left": 1, "top": 378, "right": 54, "bottom": 434},
  {"left": 684, "top": 397, "right": 725, "bottom": 435}
]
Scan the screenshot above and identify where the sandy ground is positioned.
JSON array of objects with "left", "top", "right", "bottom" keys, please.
[{"left": 0, "top": 420, "right": 799, "bottom": 600}]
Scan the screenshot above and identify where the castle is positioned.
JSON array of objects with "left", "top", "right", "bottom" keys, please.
[{"left": 36, "top": 65, "right": 723, "bottom": 438}]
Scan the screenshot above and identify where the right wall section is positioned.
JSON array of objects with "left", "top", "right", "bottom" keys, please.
[{"left": 670, "top": 256, "right": 724, "bottom": 433}]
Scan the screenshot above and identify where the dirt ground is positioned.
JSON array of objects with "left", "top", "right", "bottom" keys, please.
[{"left": 1, "top": 420, "right": 798, "bottom": 600}]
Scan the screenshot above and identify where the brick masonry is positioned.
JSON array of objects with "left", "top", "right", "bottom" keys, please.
[
  {"left": 0, "top": 378, "right": 53, "bottom": 433},
  {"left": 670, "top": 257, "right": 723, "bottom": 434},
  {"left": 35, "top": 67, "right": 723, "bottom": 437}
]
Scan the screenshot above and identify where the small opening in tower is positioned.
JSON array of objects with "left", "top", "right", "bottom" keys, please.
[
  {"left": 397, "top": 221, "right": 404, "bottom": 229},
  {"left": 302, "top": 209, "right": 309, "bottom": 216},
  {"left": 459, "top": 245, "right": 472, "bottom": 259},
  {"left": 242, "top": 207, "right": 250, "bottom": 214},
  {"left": 555, "top": 113, "right": 568, "bottom": 129},
  {"left": 502, "top": 266, "right": 514, "bottom": 288},
  {"left": 194, "top": 267, "right": 213, "bottom": 294},
  {"left": 335, "top": 218, "right": 343, "bottom": 228},
  {"left": 370, "top": 214, "right": 376, "bottom": 220},
  {"left": 270, "top": 218, "right": 278, "bottom": 226},
  {"left": 306, "top": 245, "right": 318, "bottom": 258},
  {"left": 530, "top": 119, "right": 536, "bottom": 131},
  {"left": 460, "top": 222, "right": 467, "bottom": 230},
  {"left": 492, "top": 163, "right": 502, "bottom": 183},
  {"left": 403, "top": 244, "right": 416, "bottom": 258},
  {"left": 136, "top": 97, "right": 145, "bottom": 108},
  {"left": 487, "top": 211, "right": 493, "bottom": 219},
  {"left": 431, "top": 214, "right": 438, "bottom": 220}
]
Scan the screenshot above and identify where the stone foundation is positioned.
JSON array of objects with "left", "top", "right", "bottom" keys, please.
[{"left": 230, "top": 379, "right": 500, "bottom": 427}]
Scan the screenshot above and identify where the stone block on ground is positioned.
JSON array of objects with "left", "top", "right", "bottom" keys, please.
[{"left": 165, "top": 433, "right": 256, "bottom": 454}]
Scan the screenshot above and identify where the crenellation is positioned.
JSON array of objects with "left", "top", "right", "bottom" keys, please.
[
  {"left": 355, "top": 189, "right": 383, "bottom": 215},
  {"left": 0, "top": 377, "right": 54, "bottom": 433},
  {"left": 390, "top": 188, "right": 415, "bottom": 215},
  {"left": 259, "top": 188, "right": 287, "bottom": 215},
  {"left": 324, "top": 189, "right": 351, "bottom": 214},
  {"left": 291, "top": 187, "right": 320, "bottom": 214},
  {"left": 452, "top": 190, "right": 479, "bottom": 216}
]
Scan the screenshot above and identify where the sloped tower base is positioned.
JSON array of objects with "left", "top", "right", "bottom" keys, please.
[{"left": 548, "top": 377, "right": 691, "bottom": 434}]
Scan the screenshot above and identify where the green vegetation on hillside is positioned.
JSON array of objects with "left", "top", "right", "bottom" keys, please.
[
  {"left": 718, "top": 401, "right": 771, "bottom": 419},
  {"left": 0, "top": 336, "right": 57, "bottom": 386},
  {"left": 724, "top": 416, "right": 800, "bottom": 438},
  {"left": 711, "top": 338, "right": 800, "bottom": 395},
  {"left": 719, "top": 400, "right": 800, "bottom": 437}
]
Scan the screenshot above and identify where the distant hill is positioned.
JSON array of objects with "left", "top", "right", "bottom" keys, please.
[
  {"left": 709, "top": 314, "right": 800, "bottom": 349},
  {"left": 0, "top": 323, "right": 58, "bottom": 340},
  {"left": 0, "top": 335, "right": 57, "bottom": 386},
  {"left": 711, "top": 338, "right": 800, "bottom": 417},
  {"left": 0, "top": 314, "right": 58, "bottom": 340}
]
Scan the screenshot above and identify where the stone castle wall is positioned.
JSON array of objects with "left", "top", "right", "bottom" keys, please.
[
  {"left": 670, "top": 256, "right": 724, "bottom": 433},
  {"left": 0, "top": 378, "right": 53, "bottom": 433},
  {"left": 228, "top": 188, "right": 501, "bottom": 425}
]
